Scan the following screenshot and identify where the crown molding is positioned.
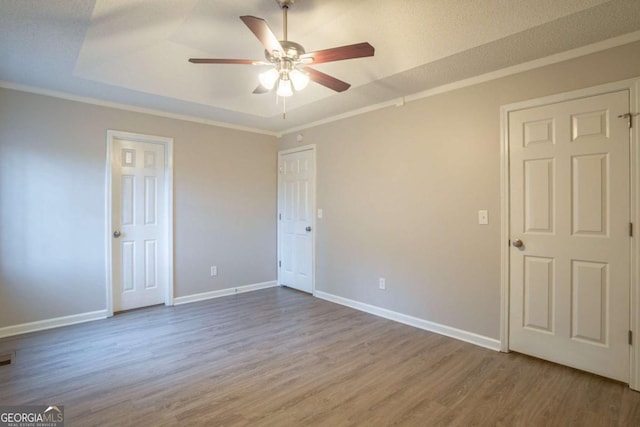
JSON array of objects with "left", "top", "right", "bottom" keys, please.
[
  {"left": 2, "top": 29, "right": 640, "bottom": 138},
  {"left": 0, "top": 81, "right": 279, "bottom": 137},
  {"left": 278, "top": 30, "right": 640, "bottom": 136}
]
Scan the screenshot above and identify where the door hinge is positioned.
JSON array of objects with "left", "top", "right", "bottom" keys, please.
[
  {"left": 278, "top": 260, "right": 281, "bottom": 268},
  {"left": 630, "top": 222, "right": 633, "bottom": 237},
  {"left": 629, "top": 330, "right": 633, "bottom": 345},
  {"left": 618, "top": 113, "right": 639, "bottom": 129},
  {"left": 279, "top": 213, "right": 282, "bottom": 220},
  {"left": 508, "top": 239, "right": 511, "bottom": 246}
]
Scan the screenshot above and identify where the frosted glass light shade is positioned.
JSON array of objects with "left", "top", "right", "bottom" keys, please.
[
  {"left": 276, "top": 78, "right": 293, "bottom": 97},
  {"left": 258, "top": 68, "right": 279, "bottom": 90},
  {"left": 290, "top": 69, "right": 309, "bottom": 91}
]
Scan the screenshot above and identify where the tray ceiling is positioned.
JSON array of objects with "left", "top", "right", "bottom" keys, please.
[{"left": 1, "top": 0, "right": 640, "bottom": 133}]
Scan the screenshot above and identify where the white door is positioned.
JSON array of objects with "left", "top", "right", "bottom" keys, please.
[
  {"left": 112, "top": 137, "right": 167, "bottom": 311},
  {"left": 508, "top": 90, "right": 630, "bottom": 381},
  {"left": 278, "top": 147, "right": 315, "bottom": 293}
]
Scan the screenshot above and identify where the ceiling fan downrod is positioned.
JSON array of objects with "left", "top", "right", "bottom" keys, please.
[{"left": 277, "top": 0, "right": 294, "bottom": 41}]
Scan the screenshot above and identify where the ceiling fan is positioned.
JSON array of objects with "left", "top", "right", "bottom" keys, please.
[{"left": 188, "top": 0, "right": 375, "bottom": 99}]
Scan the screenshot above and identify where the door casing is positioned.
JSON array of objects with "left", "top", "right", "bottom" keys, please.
[
  {"left": 105, "top": 130, "right": 174, "bottom": 316},
  {"left": 277, "top": 144, "right": 317, "bottom": 294},
  {"left": 500, "top": 77, "right": 640, "bottom": 389}
]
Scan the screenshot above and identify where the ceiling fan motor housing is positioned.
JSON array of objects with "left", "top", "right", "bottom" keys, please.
[{"left": 265, "top": 40, "right": 305, "bottom": 62}]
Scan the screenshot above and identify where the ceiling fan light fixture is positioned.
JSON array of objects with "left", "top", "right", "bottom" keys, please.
[
  {"left": 276, "top": 78, "right": 293, "bottom": 97},
  {"left": 258, "top": 68, "right": 279, "bottom": 90},
  {"left": 290, "top": 69, "right": 309, "bottom": 91},
  {"left": 188, "top": 1, "right": 375, "bottom": 119}
]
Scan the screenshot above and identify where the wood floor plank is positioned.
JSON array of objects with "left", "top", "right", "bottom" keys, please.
[{"left": 1, "top": 287, "right": 639, "bottom": 426}]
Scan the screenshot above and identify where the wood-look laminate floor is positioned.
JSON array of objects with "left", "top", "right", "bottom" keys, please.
[{"left": 1, "top": 287, "right": 639, "bottom": 426}]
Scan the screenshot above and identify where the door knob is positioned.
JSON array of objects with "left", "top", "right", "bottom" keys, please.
[
  {"left": 512, "top": 239, "right": 523, "bottom": 248},
  {"left": 306, "top": 226, "right": 312, "bottom": 232},
  {"left": 113, "top": 230, "right": 121, "bottom": 238}
]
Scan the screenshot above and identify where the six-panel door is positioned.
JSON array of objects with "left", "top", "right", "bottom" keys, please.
[
  {"left": 509, "top": 90, "right": 630, "bottom": 381},
  {"left": 112, "top": 138, "right": 167, "bottom": 311},
  {"left": 279, "top": 149, "right": 314, "bottom": 293}
]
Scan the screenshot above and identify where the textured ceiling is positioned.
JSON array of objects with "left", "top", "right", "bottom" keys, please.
[{"left": 1, "top": 0, "right": 640, "bottom": 133}]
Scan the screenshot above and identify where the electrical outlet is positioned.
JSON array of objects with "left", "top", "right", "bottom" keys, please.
[
  {"left": 379, "top": 277, "right": 386, "bottom": 290},
  {"left": 210, "top": 266, "right": 218, "bottom": 276}
]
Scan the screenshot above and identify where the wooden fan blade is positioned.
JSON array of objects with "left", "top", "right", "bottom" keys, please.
[
  {"left": 300, "top": 42, "right": 374, "bottom": 65},
  {"left": 304, "top": 68, "right": 351, "bottom": 92},
  {"left": 240, "top": 16, "right": 283, "bottom": 54},
  {"left": 189, "top": 58, "right": 257, "bottom": 64},
  {"left": 253, "top": 85, "right": 269, "bottom": 94}
]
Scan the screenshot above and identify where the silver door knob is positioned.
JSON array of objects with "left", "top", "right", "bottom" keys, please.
[
  {"left": 512, "top": 239, "right": 523, "bottom": 248},
  {"left": 306, "top": 226, "right": 312, "bottom": 232},
  {"left": 113, "top": 230, "right": 121, "bottom": 238}
]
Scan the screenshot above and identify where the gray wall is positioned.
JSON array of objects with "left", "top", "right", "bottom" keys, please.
[
  {"left": 2, "top": 41, "right": 639, "bottom": 338},
  {"left": 278, "top": 41, "right": 640, "bottom": 340},
  {"left": 0, "top": 89, "right": 277, "bottom": 327}
]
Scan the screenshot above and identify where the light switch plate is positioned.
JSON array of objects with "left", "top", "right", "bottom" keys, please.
[{"left": 478, "top": 210, "right": 489, "bottom": 225}]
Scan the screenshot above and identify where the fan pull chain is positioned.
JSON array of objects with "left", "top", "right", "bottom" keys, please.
[
  {"left": 275, "top": 95, "right": 287, "bottom": 119},
  {"left": 283, "top": 96, "right": 287, "bottom": 119}
]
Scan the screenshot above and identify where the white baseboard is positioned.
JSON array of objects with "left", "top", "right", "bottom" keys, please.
[
  {"left": 0, "top": 282, "right": 278, "bottom": 339},
  {"left": 0, "top": 310, "right": 109, "bottom": 339},
  {"left": 314, "top": 290, "right": 501, "bottom": 351},
  {"left": 173, "top": 280, "right": 278, "bottom": 305},
  {"left": 0, "top": 285, "right": 498, "bottom": 352}
]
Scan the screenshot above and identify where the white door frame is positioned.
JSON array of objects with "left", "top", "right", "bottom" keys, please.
[
  {"left": 277, "top": 144, "right": 317, "bottom": 294},
  {"left": 500, "top": 77, "right": 640, "bottom": 389},
  {"left": 105, "top": 130, "right": 174, "bottom": 316}
]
